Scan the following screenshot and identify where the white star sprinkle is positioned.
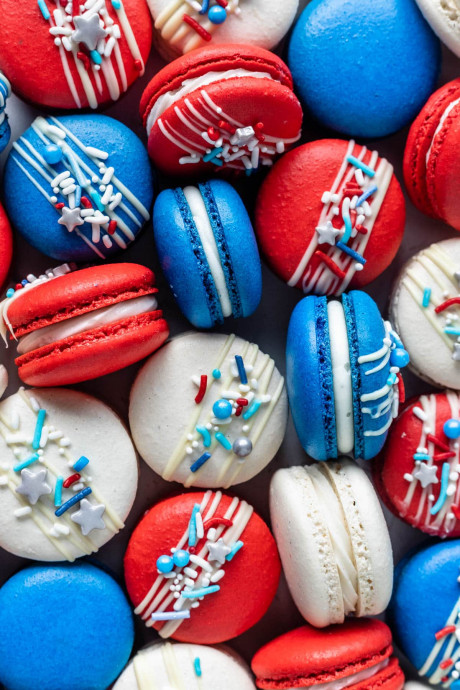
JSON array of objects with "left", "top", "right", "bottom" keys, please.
[
  {"left": 71, "top": 499, "right": 105, "bottom": 536},
  {"left": 315, "top": 221, "right": 341, "bottom": 245},
  {"left": 453, "top": 343, "right": 460, "bottom": 361},
  {"left": 206, "top": 538, "right": 231, "bottom": 565},
  {"left": 58, "top": 206, "right": 84, "bottom": 233},
  {"left": 16, "top": 468, "right": 52, "bottom": 505},
  {"left": 413, "top": 462, "right": 439, "bottom": 489},
  {"left": 72, "top": 14, "right": 107, "bottom": 51}
]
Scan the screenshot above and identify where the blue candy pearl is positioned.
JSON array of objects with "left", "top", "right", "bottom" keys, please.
[
  {"left": 156, "top": 555, "right": 174, "bottom": 573},
  {"left": 43, "top": 144, "right": 63, "bottom": 164},
  {"left": 213, "top": 399, "right": 232, "bottom": 419},
  {"left": 173, "top": 549, "right": 190, "bottom": 568},
  {"left": 208, "top": 5, "right": 227, "bottom": 23},
  {"left": 212, "top": 369, "right": 221, "bottom": 379},
  {"left": 6, "top": 288, "right": 14, "bottom": 298},
  {"left": 444, "top": 418, "right": 460, "bottom": 440},
  {"left": 390, "top": 347, "right": 409, "bottom": 368}
]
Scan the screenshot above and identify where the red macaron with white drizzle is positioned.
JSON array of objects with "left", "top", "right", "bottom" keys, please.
[{"left": 0, "top": 202, "right": 12, "bottom": 289}]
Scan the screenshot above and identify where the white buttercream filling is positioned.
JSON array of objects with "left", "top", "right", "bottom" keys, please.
[
  {"left": 426, "top": 96, "right": 460, "bottom": 167},
  {"left": 183, "top": 185, "right": 232, "bottom": 318},
  {"left": 327, "top": 301, "right": 354, "bottom": 454},
  {"left": 17, "top": 294, "right": 158, "bottom": 355},
  {"left": 285, "top": 657, "right": 390, "bottom": 690},
  {"left": 146, "top": 69, "right": 273, "bottom": 135}
]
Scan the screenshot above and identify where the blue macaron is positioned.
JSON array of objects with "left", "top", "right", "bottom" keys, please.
[
  {"left": 0, "top": 562, "right": 134, "bottom": 690},
  {"left": 390, "top": 540, "right": 460, "bottom": 687},
  {"left": 286, "top": 290, "right": 409, "bottom": 461},
  {"left": 288, "top": 0, "right": 441, "bottom": 138},
  {"left": 153, "top": 179, "right": 262, "bottom": 328},
  {"left": 4, "top": 114, "right": 153, "bottom": 262}
]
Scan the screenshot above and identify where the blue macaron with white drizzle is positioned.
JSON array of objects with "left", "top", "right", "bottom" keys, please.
[
  {"left": 153, "top": 179, "right": 262, "bottom": 328},
  {"left": 286, "top": 290, "right": 409, "bottom": 461}
]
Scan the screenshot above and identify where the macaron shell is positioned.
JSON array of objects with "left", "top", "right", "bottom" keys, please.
[
  {"left": 124, "top": 492, "right": 281, "bottom": 643},
  {"left": 0, "top": 202, "right": 12, "bottom": 287},
  {"left": 255, "top": 140, "right": 405, "bottom": 292},
  {"left": 414, "top": 0, "right": 460, "bottom": 58},
  {"left": 0, "top": 1, "right": 152, "bottom": 109}
]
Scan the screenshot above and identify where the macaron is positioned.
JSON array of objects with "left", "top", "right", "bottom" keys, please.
[
  {"left": 374, "top": 390, "right": 460, "bottom": 538},
  {"left": 124, "top": 489, "right": 281, "bottom": 643},
  {"left": 287, "top": 0, "right": 441, "bottom": 138},
  {"left": 140, "top": 44, "right": 303, "bottom": 176},
  {"left": 147, "top": 0, "right": 298, "bottom": 59},
  {"left": 0, "top": 71, "right": 11, "bottom": 153},
  {"left": 0, "top": 263, "right": 169, "bottom": 387},
  {"left": 404, "top": 79, "right": 460, "bottom": 232},
  {"left": 389, "top": 238, "right": 460, "bottom": 389},
  {"left": 0, "top": 562, "right": 134, "bottom": 690},
  {"left": 4, "top": 114, "right": 153, "bottom": 262},
  {"left": 0, "top": 0, "right": 151, "bottom": 110},
  {"left": 251, "top": 618, "right": 405, "bottom": 690},
  {"left": 129, "top": 332, "right": 287, "bottom": 488},
  {"left": 114, "top": 641, "right": 257, "bottom": 689},
  {"left": 286, "top": 290, "right": 409, "bottom": 461},
  {"left": 389, "top": 540, "right": 460, "bottom": 688},
  {"left": 413, "top": 0, "right": 460, "bottom": 58},
  {"left": 0, "top": 386, "right": 138, "bottom": 561},
  {"left": 255, "top": 140, "right": 406, "bottom": 296},
  {"left": 0, "top": 201, "right": 12, "bottom": 288},
  {"left": 270, "top": 460, "right": 393, "bottom": 628},
  {"left": 153, "top": 179, "right": 262, "bottom": 327}
]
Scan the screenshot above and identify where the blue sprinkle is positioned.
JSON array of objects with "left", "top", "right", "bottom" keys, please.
[
  {"left": 336, "top": 241, "right": 367, "bottom": 264},
  {"left": 208, "top": 5, "right": 227, "bottom": 23},
  {"left": 43, "top": 144, "right": 62, "bottom": 165},
  {"left": 13, "top": 453, "right": 40, "bottom": 472},
  {"left": 203, "top": 147, "right": 223, "bottom": 163},
  {"left": 243, "top": 400, "right": 261, "bottom": 420},
  {"left": 413, "top": 453, "right": 430, "bottom": 461},
  {"left": 194, "top": 657, "right": 202, "bottom": 677},
  {"left": 210, "top": 157, "right": 224, "bottom": 167},
  {"left": 196, "top": 426, "right": 211, "bottom": 448},
  {"left": 422, "top": 287, "right": 431, "bottom": 308},
  {"left": 37, "top": 0, "right": 50, "bottom": 20},
  {"left": 90, "top": 50, "right": 102, "bottom": 65},
  {"left": 445, "top": 327, "right": 460, "bottom": 337},
  {"left": 199, "top": 0, "right": 209, "bottom": 13},
  {"left": 32, "top": 409, "right": 46, "bottom": 450},
  {"left": 6, "top": 289, "right": 14, "bottom": 298},
  {"left": 341, "top": 205, "right": 353, "bottom": 244},
  {"left": 111, "top": 0, "right": 122, "bottom": 7},
  {"left": 355, "top": 184, "right": 378, "bottom": 207},
  {"left": 54, "top": 476, "right": 64, "bottom": 507},
  {"left": 181, "top": 585, "right": 220, "bottom": 598},
  {"left": 215, "top": 432, "right": 232, "bottom": 450},
  {"left": 386, "top": 372, "right": 397, "bottom": 386},
  {"left": 89, "top": 190, "right": 105, "bottom": 212},
  {"left": 347, "top": 155, "right": 375, "bottom": 178},
  {"left": 74, "top": 185, "right": 82, "bottom": 208},
  {"left": 430, "top": 462, "right": 450, "bottom": 516},
  {"left": 21, "top": 280, "right": 29, "bottom": 287},
  {"left": 212, "top": 369, "right": 221, "bottom": 379},
  {"left": 226, "top": 540, "right": 244, "bottom": 561},
  {"left": 73, "top": 456, "right": 89, "bottom": 472},
  {"left": 190, "top": 452, "right": 211, "bottom": 473},
  {"left": 55, "top": 487, "right": 92, "bottom": 517},
  {"left": 235, "top": 355, "right": 247, "bottom": 384},
  {"left": 188, "top": 503, "right": 201, "bottom": 547}
]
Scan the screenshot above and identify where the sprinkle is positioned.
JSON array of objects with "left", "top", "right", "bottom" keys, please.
[
  {"left": 14, "top": 506, "right": 32, "bottom": 518},
  {"left": 55, "top": 487, "right": 92, "bottom": 517},
  {"left": 80, "top": 196, "right": 92, "bottom": 209},
  {"left": 189, "top": 555, "right": 213, "bottom": 572},
  {"left": 218, "top": 120, "right": 236, "bottom": 135},
  {"left": 54, "top": 476, "right": 64, "bottom": 507},
  {"left": 210, "top": 569, "right": 225, "bottom": 583},
  {"left": 413, "top": 407, "right": 428, "bottom": 422},
  {"left": 235, "top": 355, "right": 248, "bottom": 384},
  {"left": 182, "top": 14, "right": 213, "bottom": 39},
  {"left": 427, "top": 434, "right": 451, "bottom": 452},
  {"left": 151, "top": 610, "right": 190, "bottom": 621},
  {"left": 196, "top": 426, "right": 211, "bottom": 448},
  {"left": 404, "top": 473, "right": 414, "bottom": 482},
  {"left": 38, "top": 0, "right": 50, "bottom": 20},
  {"left": 413, "top": 453, "right": 431, "bottom": 461},
  {"left": 196, "top": 511, "right": 204, "bottom": 539},
  {"left": 444, "top": 327, "right": 460, "bottom": 337},
  {"left": 243, "top": 400, "right": 261, "bottom": 420},
  {"left": 355, "top": 184, "right": 378, "bottom": 207},
  {"left": 422, "top": 288, "right": 432, "bottom": 308},
  {"left": 89, "top": 190, "right": 104, "bottom": 212},
  {"left": 397, "top": 372, "right": 405, "bottom": 404},
  {"left": 190, "top": 452, "right": 211, "bottom": 473},
  {"left": 212, "top": 369, "right": 221, "bottom": 379},
  {"left": 314, "top": 250, "right": 346, "bottom": 280},
  {"left": 203, "top": 516, "right": 233, "bottom": 531},
  {"left": 13, "top": 453, "right": 40, "bottom": 472},
  {"left": 436, "top": 625, "right": 457, "bottom": 640},
  {"left": 73, "top": 456, "right": 89, "bottom": 472},
  {"left": 347, "top": 155, "right": 375, "bottom": 178},
  {"left": 63, "top": 473, "right": 81, "bottom": 488},
  {"left": 90, "top": 49, "right": 102, "bottom": 65},
  {"left": 199, "top": 0, "right": 209, "bottom": 12},
  {"left": 226, "top": 540, "right": 244, "bottom": 561},
  {"left": 194, "top": 657, "right": 202, "bottom": 676},
  {"left": 433, "top": 452, "right": 456, "bottom": 462},
  {"left": 32, "top": 409, "right": 46, "bottom": 450},
  {"left": 188, "top": 503, "right": 201, "bottom": 547},
  {"left": 6, "top": 288, "right": 14, "bottom": 298},
  {"left": 440, "top": 660, "right": 454, "bottom": 669},
  {"left": 203, "top": 146, "right": 223, "bottom": 163},
  {"left": 430, "top": 462, "right": 451, "bottom": 515},
  {"left": 336, "top": 241, "right": 367, "bottom": 264},
  {"left": 215, "top": 432, "right": 232, "bottom": 450},
  {"left": 435, "top": 297, "right": 460, "bottom": 313},
  {"left": 85, "top": 146, "right": 109, "bottom": 160},
  {"left": 76, "top": 51, "right": 91, "bottom": 70},
  {"left": 195, "top": 375, "right": 207, "bottom": 404},
  {"left": 181, "top": 585, "right": 220, "bottom": 599}
]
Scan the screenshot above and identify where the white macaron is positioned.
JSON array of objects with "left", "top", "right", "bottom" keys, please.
[{"left": 414, "top": 0, "right": 460, "bottom": 58}]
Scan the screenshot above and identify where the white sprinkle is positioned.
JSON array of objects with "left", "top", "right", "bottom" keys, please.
[
  {"left": 207, "top": 528, "right": 217, "bottom": 542},
  {"left": 183, "top": 567, "right": 198, "bottom": 579},
  {"left": 196, "top": 512, "right": 204, "bottom": 539},
  {"left": 412, "top": 407, "right": 427, "bottom": 421},
  {"left": 189, "top": 555, "right": 212, "bottom": 572},
  {"left": 14, "top": 506, "right": 32, "bottom": 518},
  {"left": 210, "top": 569, "right": 225, "bottom": 583},
  {"left": 102, "top": 235, "right": 112, "bottom": 249},
  {"left": 404, "top": 473, "right": 414, "bottom": 482},
  {"left": 108, "top": 192, "right": 122, "bottom": 210},
  {"left": 0, "top": 476, "right": 8, "bottom": 486},
  {"left": 51, "top": 170, "right": 70, "bottom": 187},
  {"left": 101, "top": 166, "right": 114, "bottom": 185}
]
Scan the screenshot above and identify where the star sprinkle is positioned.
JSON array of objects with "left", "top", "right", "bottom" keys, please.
[
  {"left": 453, "top": 343, "right": 460, "bottom": 361},
  {"left": 70, "top": 498, "right": 105, "bottom": 536},
  {"left": 72, "top": 14, "right": 107, "bottom": 51},
  {"left": 16, "top": 468, "right": 52, "bottom": 505},
  {"left": 58, "top": 207, "right": 84, "bottom": 233},
  {"left": 413, "top": 462, "right": 439, "bottom": 489},
  {"left": 315, "top": 221, "right": 341, "bottom": 245},
  {"left": 206, "top": 537, "right": 231, "bottom": 565}
]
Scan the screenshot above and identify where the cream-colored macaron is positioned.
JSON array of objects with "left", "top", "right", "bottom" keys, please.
[
  {"left": 414, "top": 0, "right": 460, "bottom": 58},
  {"left": 270, "top": 459, "right": 393, "bottom": 627}
]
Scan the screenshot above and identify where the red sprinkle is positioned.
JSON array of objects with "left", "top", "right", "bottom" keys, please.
[
  {"left": 314, "top": 250, "right": 346, "bottom": 280},
  {"left": 72, "top": 0, "right": 80, "bottom": 17},
  {"left": 15, "top": 284, "right": 23, "bottom": 291},
  {"left": 235, "top": 406, "right": 243, "bottom": 417},
  {"left": 202, "top": 517, "right": 233, "bottom": 531},
  {"left": 194, "top": 375, "right": 207, "bottom": 404},
  {"left": 440, "top": 660, "right": 454, "bottom": 669},
  {"left": 354, "top": 224, "right": 368, "bottom": 235},
  {"left": 182, "top": 14, "right": 212, "bottom": 41},
  {"left": 55, "top": 202, "right": 65, "bottom": 209},
  {"left": 350, "top": 208, "right": 357, "bottom": 226},
  {"left": 427, "top": 433, "right": 451, "bottom": 452},
  {"left": 433, "top": 451, "right": 457, "bottom": 462},
  {"left": 77, "top": 51, "right": 90, "bottom": 70},
  {"left": 108, "top": 220, "right": 117, "bottom": 235},
  {"left": 451, "top": 505, "right": 460, "bottom": 520},
  {"left": 435, "top": 297, "right": 460, "bottom": 314},
  {"left": 80, "top": 196, "right": 92, "bottom": 209},
  {"left": 63, "top": 473, "right": 81, "bottom": 489},
  {"left": 236, "top": 398, "right": 248, "bottom": 406},
  {"left": 207, "top": 127, "right": 220, "bottom": 142},
  {"left": 442, "top": 677, "right": 450, "bottom": 684},
  {"left": 218, "top": 120, "right": 236, "bottom": 135},
  {"left": 134, "top": 59, "right": 143, "bottom": 72},
  {"left": 397, "top": 372, "right": 405, "bottom": 405},
  {"left": 215, "top": 0, "right": 228, "bottom": 6},
  {"left": 435, "top": 625, "right": 456, "bottom": 640}
]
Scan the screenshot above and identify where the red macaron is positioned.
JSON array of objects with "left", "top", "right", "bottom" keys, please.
[
  {"left": 251, "top": 618, "right": 405, "bottom": 690},
  {"left": 140, "top": 44, "right": 303, "bottom": 176},
  {"left": 124, "top": 490, "right": 281, "bottom": 643},
  {"left": 0, "top": 202, "right": 12, "bottom": 288},
  {"left": 374, "top": 391, "right": 460, "bottom": 538},
  {"left": 0, "top": 263, "right": 169, "bottom": 386},
  {"left": 404, "top": 78, "right": 460, "bottom": 231},
  {"left": 255, "top": 140, "right": 405, "bottom": 295},
  {"left": 0, "top": 0, "right": 152, "bottom": 110}
]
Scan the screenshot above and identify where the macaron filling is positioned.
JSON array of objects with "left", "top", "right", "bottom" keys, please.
[
  {"left": 146, "top": 68, "right": 274, "bottom": 135},
  {"left": 327, "top": 301, "right": 354, "bottom": 454},
  {"left": 16, "top": 294, "right": 159, "bottom": 355},
  {"left": 425, "top": 96, "right": 460, "bottom": 168},
  {"left": 284, "top": 657, "right": 390, "bottom": 690}
]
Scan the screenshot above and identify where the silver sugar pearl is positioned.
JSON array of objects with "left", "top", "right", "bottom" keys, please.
[{"left": 232, "top": 437, "right": 252, "bottom": 458}]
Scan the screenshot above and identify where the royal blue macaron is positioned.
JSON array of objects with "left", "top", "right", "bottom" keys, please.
[
  {"left": 286, "top": 290, "right": 409, "bottom": 461},
  {"left": 153, "top": 179, "right": 262, "bottom": 328},
  {"left": 288, "top": 0, "right": 441, "bottom": 138},
  {"left": 0, "top": 562, "right": 134, "bottom": 690},
  {"left": 389, "top": 540, "right": 460, "bottom": 687},
  {"left": 4, "top": 114, "right": 153, "bottom": 262}
]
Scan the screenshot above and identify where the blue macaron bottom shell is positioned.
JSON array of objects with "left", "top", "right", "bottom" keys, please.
[
  {"left": 0, "top": 562, "right": 134, "bottom": 690},
  {"left": 288, "top": 0, "right": 441, "bottom": 138},
  {"left": 4, "top": 114, "right": 153, "bottom": 262},
  {"left": 389, "top": 541, "right": 460, "bottom": 680}
]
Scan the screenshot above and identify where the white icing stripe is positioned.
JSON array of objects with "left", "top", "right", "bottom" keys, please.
[
  {"left": 17, "top": 294, "right": 158, "bottom": 355},
  {"left": 419, "top": 594, "right": 460, "bottom": 685},
  {"left": 183, "top": 185, "right": 232, "bottom": 318},
  {"left": 327, "top": 301, "right": 354, "bottom": 454},
  {"left": 426, "top": 97, "right": 460, "bottom": 168},
  {"left": 285, "top": 658, "right": 390, "bottom": 690}
]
